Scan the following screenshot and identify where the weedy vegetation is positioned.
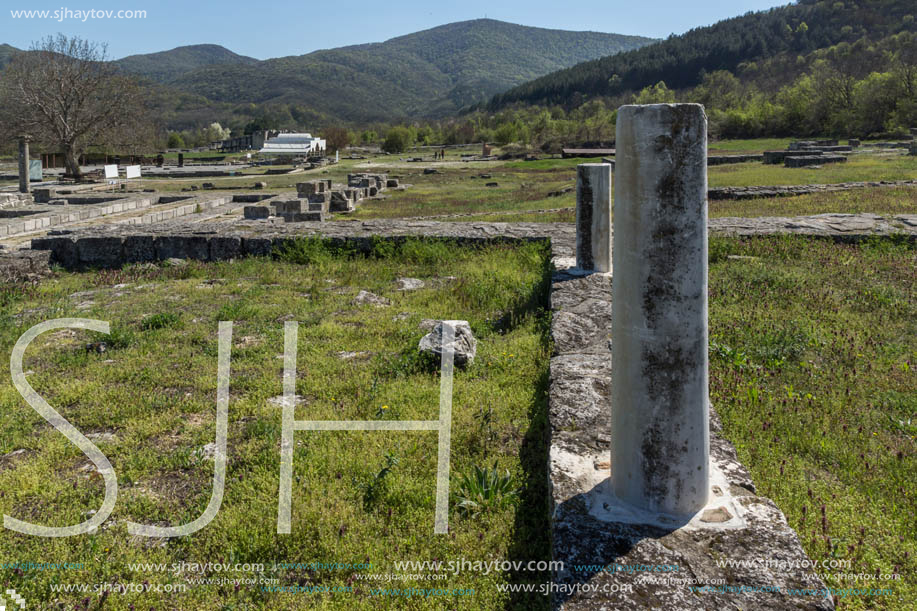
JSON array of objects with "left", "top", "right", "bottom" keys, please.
[{"left": 709, "top": 235, "right": 916, "bottom": 610}]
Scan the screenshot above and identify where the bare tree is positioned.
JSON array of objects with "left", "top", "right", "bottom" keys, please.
[{"left": 0, "top": 34, "right": 150, "bottom": 179}]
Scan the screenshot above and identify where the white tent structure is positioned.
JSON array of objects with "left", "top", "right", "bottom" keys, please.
[{"left": 259, "top": 133, "right": 326, "bottom": 156}]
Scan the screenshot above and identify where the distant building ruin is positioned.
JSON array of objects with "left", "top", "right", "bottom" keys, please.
[{"left": 210, "top": 130, "right": 276, "bottom": 153}]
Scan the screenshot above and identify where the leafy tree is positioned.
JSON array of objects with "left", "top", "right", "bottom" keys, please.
[
  {"left": 203, "top": 122, "right": 230, "bottom": 142},
  {"left": 0, "top": 34, "right": 150, "bottom": 179},
  {"left": 323, "top": 126, "right": 351, "bottom": 153},
  {"left": 167, "top": 132, "right": 186, "bottom": 148},
  {"left": 633, "top": 81, "right": 676, "bottom": 104},
  {"left": 381, "top": 126, "right": 412, "bottom": 153}
]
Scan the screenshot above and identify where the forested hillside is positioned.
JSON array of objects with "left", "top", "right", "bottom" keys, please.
[
  {"left": 160, "top": 19, "right": 654, "bottom": 123},
  {"left": 115, "top": 44, "right": 258, "bottom": 83},
  {"left": 488, "top": 0, "right": 916, "bottom": 109},
  {"left": 476, "top": 0, "right": 917, "bottom": 141}
]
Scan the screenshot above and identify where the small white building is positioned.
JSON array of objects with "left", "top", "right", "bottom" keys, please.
[{"left": 259, "top": 133, "right": 326, "bottom": 156}]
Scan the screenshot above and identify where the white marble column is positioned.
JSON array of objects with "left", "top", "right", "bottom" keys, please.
[
  {"left": 575, "top": 163, "right": 612, "bottom": 272},
  {"left": 611, "top": 104, "right": 709, "bottom": 517}
]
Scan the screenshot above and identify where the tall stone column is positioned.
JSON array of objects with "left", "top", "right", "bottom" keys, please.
[
  {"left": 18, "top": 136, "right": 30, "bottom": 194},
  {"left": 575, "top": 163, "right": 612, "bottom": 272},
  {"left": 611, "top": 104, "right": 709, "bottom": 517}
]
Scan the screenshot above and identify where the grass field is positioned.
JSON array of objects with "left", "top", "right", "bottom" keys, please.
[
  {"left": 348, "top": 149, "right": 917, "bottom": 221},
  {"left": 0, "top": 225, "right": 913, "bottom": 609},
  {"left": 709, "top": 186, "right": 917, "bottom": 219},
  {"left": 0, "top": 239, "right": 553, "bottom": 609},
  {"left": 707, "top": 153, "right": 917, "bottom": 187},
  {"left": 709, "top": 235, "right": 916, "bottom": 610},
  {"left": 43, "top": 140, "right": 916, "bottom": 224}
]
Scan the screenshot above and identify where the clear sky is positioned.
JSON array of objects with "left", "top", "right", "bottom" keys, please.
[{"left": 3, "top": 0, "right": 791, "bottom": 60}]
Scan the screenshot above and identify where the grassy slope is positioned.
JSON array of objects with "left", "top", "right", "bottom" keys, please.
[
  {"left": 0, "top": 240, "right": 552, "bottom": 609},
  {"left": 709, "top": 235, "right": 916, "bottom": 610}
]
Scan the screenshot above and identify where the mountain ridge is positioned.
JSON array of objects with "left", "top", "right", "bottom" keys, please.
[
  {"left": 1, "top": 19, "right": 657, "bottom": 125},
  {"left": 486, "top": 0, "right": 917, "bottom": 111}
]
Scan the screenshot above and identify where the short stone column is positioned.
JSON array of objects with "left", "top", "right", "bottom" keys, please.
[
  {"left": 575, "top": 163, "right": 612, "bottom": 272},
  {"left": 18, "top": 136, "right": 30, "bottom": 194},
  {"left": 611, "top": 104, "right": 709, "bottom": 517}
]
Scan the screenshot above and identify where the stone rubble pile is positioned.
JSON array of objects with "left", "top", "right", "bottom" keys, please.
[
  {"left": 242, "top": 174, "right": 406, "bottom": 222},
  {"left": 0, "top": 193, "right": 32, "bottom": 208},
  {"left": 765, "top": 140, "right": 853, "bottom": 167}
]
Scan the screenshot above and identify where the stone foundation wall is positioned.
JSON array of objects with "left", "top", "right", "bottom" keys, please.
[
  {"left": 0, "top": 192, "right": 33, "bottom": 208},
  {"left": 708, "top": 179, "right": 917, "bottom": 200}
]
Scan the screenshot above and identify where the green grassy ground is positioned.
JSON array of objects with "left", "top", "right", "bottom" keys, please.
[
  {"left": 707, "top": 153, "right": 917, "bottom": 188},
  {"left": 102, "top": 141, "right": 917, "bottom": 223},
  {"left": 0, "top": 239, "right": 553, "bottom": 609},
  {"left": 350, "top": 165, "right": 574, "bottom": 220},
  {"left": 709, "top": 236, "right": 916, "bottom": 610},
  {"left": 709, "top": 186, "right": 917, "bottom": 219},
  {"left": 349, "top": 150, "right": 916, "bottom": 221}
]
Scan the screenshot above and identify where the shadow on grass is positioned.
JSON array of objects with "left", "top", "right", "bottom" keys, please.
[{"left": 505, "top": 248, "right": 553, "bottom": 610}]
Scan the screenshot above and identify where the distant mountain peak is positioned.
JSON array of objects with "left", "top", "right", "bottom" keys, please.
[
  {"left": 124, "top": 19, "right": 656, "bottom": 124},
  {"left": 115, "top": 44, "right": 258, "bottom": 82}
]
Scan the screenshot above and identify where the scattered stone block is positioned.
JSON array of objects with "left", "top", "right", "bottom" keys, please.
[
  {"left": 268, "top": 394, "right": 305, "bottom": 407},
  {"left": 274, "top": 200, "right": 303, "bottom": 215},
  {"left": 329, "top": 192, "right": 354, "bottom": 213},
  {"left": 785, "top": 155, "right": 847, "bottom": 168},
  {"left": 394, "top": 277, "right": 424, "bottom": 291},
  {"left": 336, "top": 351, "right": 372, "bottom": 361},
  {"left": 352, "top": 290, "right": 390, "bottom": 307},
  {"left": 296, "top": 181, "right": 321, "bottom": 196},
  {"left": 386, "top": 179, "right": 399, "bottom": 188},
  {"left": 763, "top": 150, "right": 823, "bottom": 164},
  {"left": 418, "top": 320, "right": 476, "bottom": 366},
  {"left": 244, "top": 205, "right": 270, "bottom": 220}
]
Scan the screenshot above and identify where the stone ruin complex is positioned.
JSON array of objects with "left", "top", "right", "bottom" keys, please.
[
  {"left": 2, "top": 107, "right": 917, "bottom": 609},
  {"left": 243, "top": 173, "right": 403, "bottom": 222}
]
